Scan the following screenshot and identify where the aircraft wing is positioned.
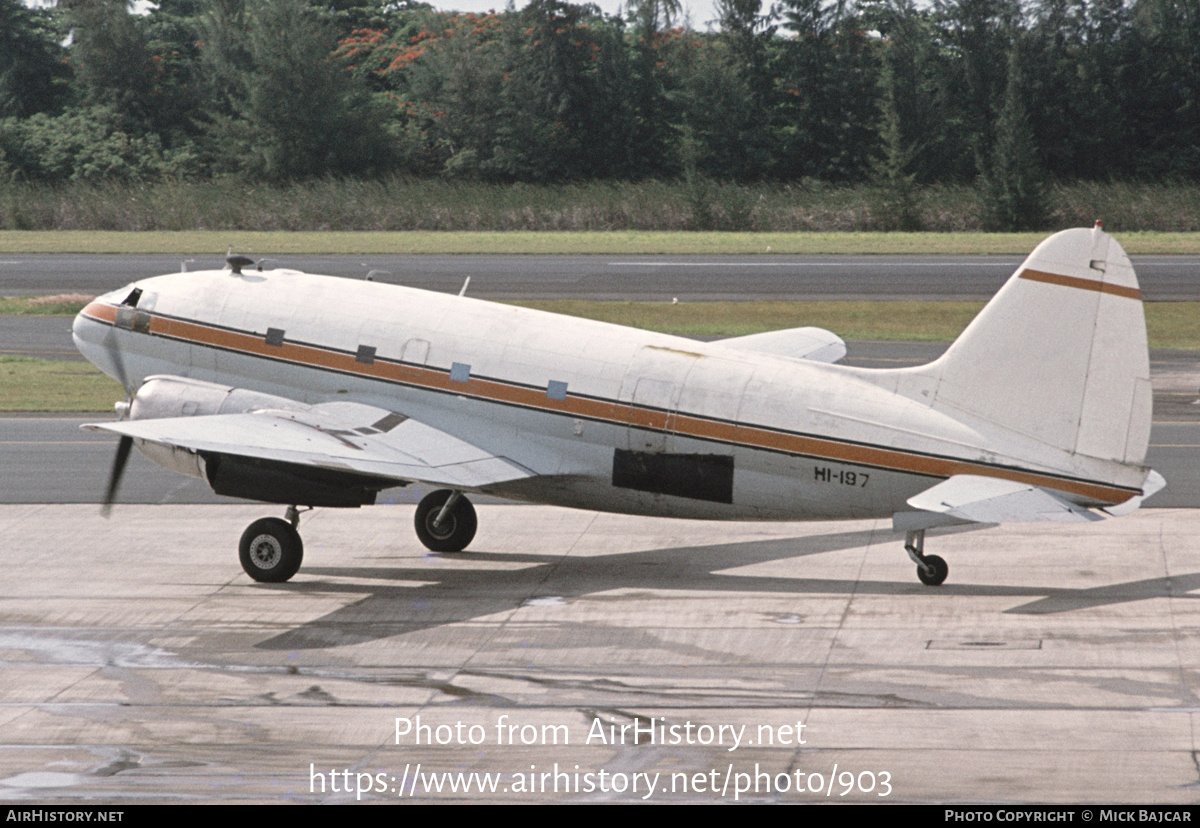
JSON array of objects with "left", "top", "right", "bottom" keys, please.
[
  {"left": 715, "top": 326, "right": 846, "bottom": 363},
  {"left": 83, "top": 401, "right": 535, "bottom": 491},
  {"left": 903, "top": 474, "right": 1105, "bottom": 525}
]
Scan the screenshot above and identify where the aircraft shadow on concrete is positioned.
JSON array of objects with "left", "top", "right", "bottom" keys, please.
[{"left": 252, "top": 528, "right": 1200, "bottom": 650}]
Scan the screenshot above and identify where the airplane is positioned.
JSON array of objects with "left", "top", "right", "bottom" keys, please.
[{"left": 72, "top": 224, "right": 1164, "bottom": 586}]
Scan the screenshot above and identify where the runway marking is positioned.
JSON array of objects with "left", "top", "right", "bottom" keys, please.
[
  {"left": 0, "top": 350, "right": 80, "bottom": 356},
  {"left": 0, "top": 440, "right": 110, "bottom": 444},
  {"left": 0, "top": 417, "right": 107, "bottom": 421},
  {"left": 608, "top": 261, "right": 1016, "bottom": 267}
]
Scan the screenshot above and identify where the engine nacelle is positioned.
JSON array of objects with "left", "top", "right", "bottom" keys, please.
[
  {"left": 129, "top": 375, "right": 306, "bottom": 421},
  {"left": 126, "top": 376, "right": 381, "bottom": 507}
]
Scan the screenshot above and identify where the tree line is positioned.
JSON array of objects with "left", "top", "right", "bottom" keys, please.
[{"left": 1, "top": 0, "right": 1198, "bottom": 229}]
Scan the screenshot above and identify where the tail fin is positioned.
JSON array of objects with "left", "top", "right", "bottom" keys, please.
[{"left": 917, "top": 226, "right": 1151, "bottom": 464}]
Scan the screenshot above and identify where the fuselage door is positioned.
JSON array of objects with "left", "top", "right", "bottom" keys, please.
[
  {"left": 401, "top": 338, "right": 430, "bottom": 367},
  {"left": 618, "top": 345, "right": 700, "bottom": 452}
]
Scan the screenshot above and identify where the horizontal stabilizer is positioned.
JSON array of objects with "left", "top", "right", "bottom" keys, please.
[
  {"left": 892, "top": 510, "right": 980, "bottom": 533},
  {"left": 716, "top": 326, "right": 846, "bottom": 363},
  {"left": 83, "top": 401, "right": 534, "bottom": 491},
  {"left": 907, "top": 474, "right": 1104, "bottom": 524},
  {"left": 1102, "top": 469, "right": 1166, "bottom": 516}
]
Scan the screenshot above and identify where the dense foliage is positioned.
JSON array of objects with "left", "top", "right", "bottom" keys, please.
[{"left": 1, "top": 0, "right": 1198, "bottom": 229}]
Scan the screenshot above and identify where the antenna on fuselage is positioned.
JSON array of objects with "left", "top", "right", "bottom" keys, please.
[{"left": 226, "top": 254, "right": 255, "bottom": 275}]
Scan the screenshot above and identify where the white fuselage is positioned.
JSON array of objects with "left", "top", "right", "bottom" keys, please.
[{"left": 73, "top": 268, "right": 1139, "bottom": 520}]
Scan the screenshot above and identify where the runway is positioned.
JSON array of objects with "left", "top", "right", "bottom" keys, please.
[
  {"left": 1, "top": 504, "right": 1197, "bottom": 803},
  {"left": 3, "top": 252, "right": 1199, "bottom": 300}
]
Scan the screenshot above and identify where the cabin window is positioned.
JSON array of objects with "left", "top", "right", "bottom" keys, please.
[
  {"left": 265, "top": 328, "right": 285, "bottom": 347},
  {"left": 114, "top": 288, "right": 152, "bottom": 333},
  {"left": 450, "top": 362, "right": 471, "bottom": 383},
  {"left": 356, "top": 345, "right": 376, "bottom": 365},
  {"left": 547, "top": 380, "right": 568, "bottom": 400}
]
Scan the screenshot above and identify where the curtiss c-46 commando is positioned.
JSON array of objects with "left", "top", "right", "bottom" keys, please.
[{"left": 73, "top": 226, "right": 1164, "bottom": 585}]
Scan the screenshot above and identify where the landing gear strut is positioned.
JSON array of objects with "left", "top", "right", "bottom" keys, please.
[
  {"left": 239, "top": 506, "right": 307, "bottom": 583},
  {"left": 415, "top": 489, "right": 477, "bottom": 552},
  {"left": 904, "top": 529, "right": 948, "bottom": 586}
]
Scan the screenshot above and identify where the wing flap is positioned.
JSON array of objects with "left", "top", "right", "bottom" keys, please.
[{"left": 84, "top": 401, "right": 534, "bottom": 491}]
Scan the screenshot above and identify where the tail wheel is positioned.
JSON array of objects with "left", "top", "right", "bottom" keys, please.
[{"left": 916, "top": 554, "right": 948, "bottom": 586}]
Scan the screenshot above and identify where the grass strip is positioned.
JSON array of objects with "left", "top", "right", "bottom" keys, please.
[
  {"left": 515, "top": 300, "right": 1200, "bottom": 347},
  {"left": 0, "top": 356, "right": 125, "bottom": 412},
  {"left": 0, "top": 294, "right": 97, "bottom": 315},
  {"left": 4, "top": 230, "right": 1200, "bottom": 255},
  {"left": 511, "top": 299, "right": 986, "bottom": 340}
]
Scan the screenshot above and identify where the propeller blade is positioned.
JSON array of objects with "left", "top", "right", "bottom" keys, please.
[
  {"left": 103, "top": 324, "right": 133, "bottom": 400},
  {"left": 101, "top": 435, "right": 133, "bottom": 517}
]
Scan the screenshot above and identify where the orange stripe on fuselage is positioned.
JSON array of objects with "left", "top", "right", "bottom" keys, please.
[
  {"left": 78, "top": 303, "right": 1140, "bottom": 505},
  {"left": 81, "top": 301, "right": 117, "bottom": 323}
]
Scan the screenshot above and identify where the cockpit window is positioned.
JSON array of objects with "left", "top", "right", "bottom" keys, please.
[{"left": 121, "top": 288, "right": 143, "bottom": 307}]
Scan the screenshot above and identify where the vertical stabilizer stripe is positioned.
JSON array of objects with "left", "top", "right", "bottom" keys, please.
[{"left": 1019, "top": 269, "right": 1141, "bottom": 300}]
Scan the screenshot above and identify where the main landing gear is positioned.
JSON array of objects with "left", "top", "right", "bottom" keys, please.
[
  {"left": 239, "top": 505, "right": 307, "bottom": 583},
  {"left": 904, "top": 529, "right": 948, "bottom": 586},
  {"left": 414, "top": 489, "right": 477, "bottom": 553},
  {"left": 237, "top": 491, "right": 479, "bottom": 583}
]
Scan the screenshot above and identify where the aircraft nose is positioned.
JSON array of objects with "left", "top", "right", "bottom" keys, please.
[
  {"left": 72, "top": 304, "right": 97, "bottom": 355},
  {"left": 72, "top": 302, "right": 116, "bottom": 379}
]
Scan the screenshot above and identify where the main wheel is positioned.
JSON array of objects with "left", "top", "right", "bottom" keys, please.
[
  {"left": 916, "top": 554, "right": 948, "bottom": 586},
  {"left": 415, "top": 490, "right": 477, "bottom": 553},
  {"left": 239, "top": 517, "right": 304, "bottom": 582}
]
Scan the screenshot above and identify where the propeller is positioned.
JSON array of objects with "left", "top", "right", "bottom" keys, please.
[
  {"left": 100, "top": 435, "right": 133, "bottom": 517},
  {"left": 99, "top": 321, "right": 138, "bottom": 517}
]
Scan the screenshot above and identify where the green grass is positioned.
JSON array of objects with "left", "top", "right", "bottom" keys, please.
[
  {"left": 516, "top": 300, "right": 1200, "bottom": 347},
  {"left": 0, "top": 294, "right": 95, "bottom": 315},
  {"left": 512, "top": 299, "right": 988, "bottom": 339},
  {"left": 2, "top": 229, "right": 1200, "bottom": 255},
  {"left": 5, "top": 178, "right": 1200, "bottom": 235},
  {"left": 1144, "top": 303, "right": 1200, "bottom": 350},
  {"left": 0, "top": 356, "right": 123, "bottom": 412}
]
